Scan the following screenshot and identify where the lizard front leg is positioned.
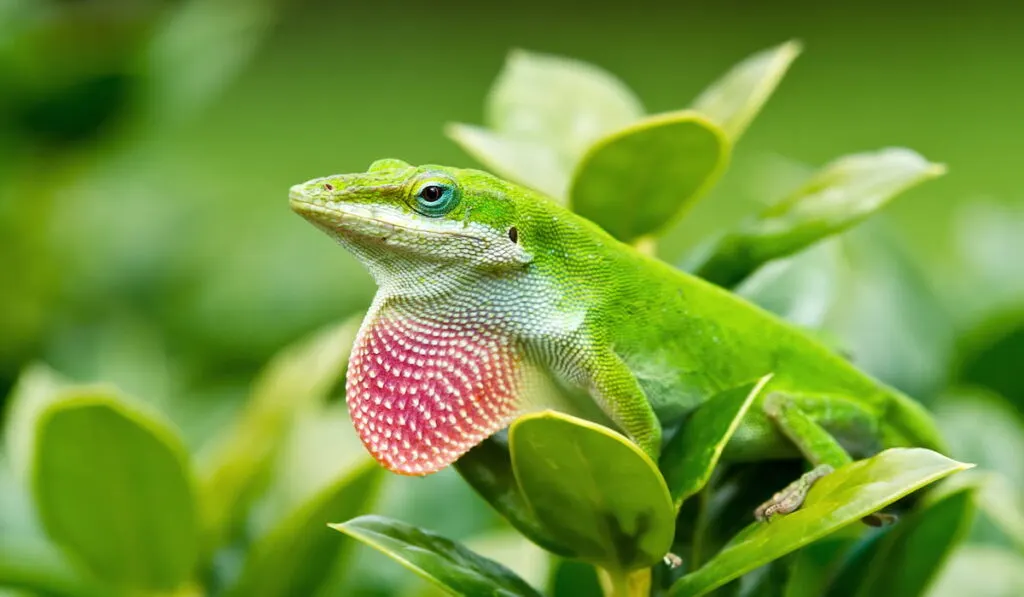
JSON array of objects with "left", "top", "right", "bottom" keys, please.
[
  {"left": 754, "top": 392, "right": 883, "bottom": 522},
  {"left": 585, "top": 349, "right": 663, "bottom": 460}
]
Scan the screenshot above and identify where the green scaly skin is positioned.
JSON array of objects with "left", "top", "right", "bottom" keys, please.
[{"left": 289, "top": 159, "right": 946, "bottom": 502}]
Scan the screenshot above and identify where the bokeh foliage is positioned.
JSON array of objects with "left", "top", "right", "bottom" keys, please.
[{"left": 2, "top": 1, "right": 1024, "bottom": 596}]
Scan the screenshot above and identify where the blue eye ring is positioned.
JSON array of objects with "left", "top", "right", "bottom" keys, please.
[{"left": 413, "top": 180, "right": 460, "bottom": 217}]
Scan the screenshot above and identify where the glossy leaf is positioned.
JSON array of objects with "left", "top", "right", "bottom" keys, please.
[
  {"left": 570, "top": 111, "right": 729, "bottom": 244},
  {"left": 694, "top": 148, "right": 945, "bottom": 288},
  {"left": 510, "top": 411, "right": 675, "bottom": 571},
  {"left": 445, "top": 124, "right": 569, "bottom": 200},
  {"left": 32, "top": 392, "right": 199, "bottom": 592},
  {"left": 692, "top": 40, "right": 802, "bottom": 140},
  {"left": 331, "top": 515, "right": 542, "bottom": 597},
  {"left": 454, "top": 435, "right": 575, "bottom": 556},
  {"left": 199, "top": 316, "right": 360, "bottom": 550},
  {"left": 227, "top": 460, "right": 384, "bottom": 597},
  {"left": 661, "top": 375, "right": 770, "bottom": 507},
  {"left": 669, "top": 448, "right": 971, "bottom": 597},
  {"left": 486, "top": 49, "right": 643, "bottom": 158},
  {"left": 925, "top": 546, "right": 1024, "bottom": 597}
]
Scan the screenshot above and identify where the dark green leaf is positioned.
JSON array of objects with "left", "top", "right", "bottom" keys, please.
[
  {"left": 661, "top": 376, "right": 770, "bottom": 508},
  {"left": 669, "top": 448, "right": 971, "bottom": 597},
  {"left": 549, "top": 559, "right": 602, "bottom": 597},
  {"left": 510, "top": 411, "right": 675, "bottom": 571},
  {"left": 32, "top": 392, "right": 199, "bottom": 592},
  {"left": 227, "top": 461, "right": 384, "bottom": 597},
  {"left": 692, "top": 40, "right": 801, "bottom": 140},
  {"left": 330, "top": 515, "right": 542, "bottom": 597},
  {"left": 570, "top": 111, "right": 729, "bottom": 244},
  {"left": 694, "top": 148, "right": 944, "bottom": 288},
  {"left": 847, "top": 487, "right": 976, "bottom": 597}
]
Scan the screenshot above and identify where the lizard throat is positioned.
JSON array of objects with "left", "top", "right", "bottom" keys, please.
[{"left": 345, "top": 311, "right": 522, "bottom": 475}]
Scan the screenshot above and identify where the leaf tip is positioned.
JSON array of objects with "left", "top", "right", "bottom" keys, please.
[{"left": 779, "top": 38, "right": 804, "bottom": 59}]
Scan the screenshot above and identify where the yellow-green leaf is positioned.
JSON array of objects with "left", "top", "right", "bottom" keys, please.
[
  {"left": 570, "top": 111, "right": 730, "bottom": 244},
  {"left": 510, "top": 411, "right": 675, "bottom": 571},
  {"left": 661, "top": 376, "right": 770, "bottom": 508},
  {"left": 32, "top": 392, "right": 199, "bottom": 592},
  {"left": 695, "top": 148, "right": 945, "bottom": 288},
  {"left": 692, "top": 40, "right": 802, "bottom": 140},
  {"left": 486, "top": 48, "right": 643, "bottom": 159},
  {"left": 669, "top": 448, "right": 971, "bottom": 597},
  {"left": 445, "top": 124, "right": 568, "bottom": 200}
]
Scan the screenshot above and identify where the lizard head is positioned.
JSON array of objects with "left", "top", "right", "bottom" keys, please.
[{"left": 289, "top": 158, "right": 533, "bottom": 292}]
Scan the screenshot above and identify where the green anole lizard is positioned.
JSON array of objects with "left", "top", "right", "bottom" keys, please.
[{"left": 289, "top": 158, "right": 946, "bottom": 519}]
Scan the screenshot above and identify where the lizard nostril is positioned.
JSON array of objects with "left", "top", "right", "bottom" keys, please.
[{"left": 323, "top": 183, "right": 334, "bottom": 191}]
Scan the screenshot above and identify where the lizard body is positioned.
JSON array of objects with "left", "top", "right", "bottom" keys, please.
[{"left": 289, "top": 159, "right": 944, "bottom": 480}]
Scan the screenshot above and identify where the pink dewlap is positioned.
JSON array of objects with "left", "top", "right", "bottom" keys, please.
[{"left": 346, "top": 314, "right": 520, "bottom": 475}]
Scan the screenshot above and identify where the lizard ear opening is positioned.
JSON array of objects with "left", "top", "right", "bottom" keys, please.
[{"left": 508, "top": 226, "right": 519, "bottom": 243}]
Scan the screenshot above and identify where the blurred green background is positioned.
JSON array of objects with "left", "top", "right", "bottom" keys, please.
[{"left": 2, "top": 0, "right": 1023, "bottom": 595}]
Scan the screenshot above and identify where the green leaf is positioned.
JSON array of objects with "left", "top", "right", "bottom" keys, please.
[
  {"left": 444, "top": 124, "right": 568, "bottom": 200},
  {"left": 0, "top": 535, "right": 109, "bottom": 597},
  {"left": 925, "top": 546, "right": 1024, "bottom": 597},
  {"left": 227, "top": 460, "right": 384, "bottom": 597},
  {"left": 661, "top": 376, "right": 770, "bottom": 508},
  {"left": 32, "top": 391, "right": 199, "bottom": 592},
  {"left": 3, "top": 363, "right": 70, "bottom": 483},
  {"left": 549, "top": 559, "right": 602, "bottom": 597},
  {"left": 454, "top": 436, "right": 575, "bottom": 556},
  {"left": 486, "top": 49, "right": 643, "bottom": 159},
  {"left": 693, "top": 148, "right": 945, "bottom": 288},
  {"left": 935, "top": 388, "right": 1024, "bottom": 490},
  {"left": 199, "top": 316, "right": 361, "bottom": 551},
  {"left": 736, "top": 222, "right": 955, "bottom": 400},
  {"left": 668, "top": 448, "right": 971, "bottom": 597},
  {"left": 692, "top": 40, "right": 802, "bottom": 140},
  {"left": 569, "top": 111, "right": 730, "bottom": 244},
  {"left": 141, "top": 0, "right": 278, "bottom": 127},
  {"left": 331, "top": 515, "right": 543, "bottom": 597},
  {"left": 832, "top": 488, "right": 976, "bottom": 597},
  {"left": 509, "top": 411, "right": 675, "bottom": 571}
]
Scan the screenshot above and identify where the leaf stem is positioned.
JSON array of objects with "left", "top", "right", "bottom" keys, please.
[{"left": 598, "top": 567, "right": 651, "bottom": 597}]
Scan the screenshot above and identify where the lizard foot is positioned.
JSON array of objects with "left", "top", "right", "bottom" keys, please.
[{"left": 754, "top": 464, "right": 834, "bottom": 522}]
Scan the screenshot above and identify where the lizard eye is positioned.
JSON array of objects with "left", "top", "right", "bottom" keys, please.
[
  {"left": 414, "top": 181, "right": 459, "bottom": 217},
  {"left": 419, "top": 185, "right": 444, "bottom": 203}
]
